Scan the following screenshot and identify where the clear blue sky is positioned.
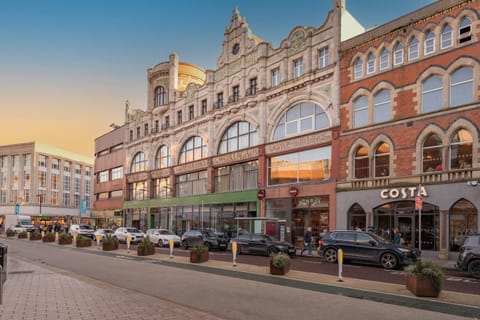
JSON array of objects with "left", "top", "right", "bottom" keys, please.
[{"left": 0, "top": 0, "right": 435, "bottom": 157}]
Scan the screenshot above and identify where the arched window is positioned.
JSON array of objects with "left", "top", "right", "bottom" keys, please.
[
  {"left": 353, "top": 96, "right": 369, "bottom": 128},
  {"left": 379, "top": 48, "right": 389, "bottom": 70},
  {"left": 422, "top": 134, "right": 443, "bottom": 172},
  {"left": 218, "top": 121, "right": 258, "bottom": 154},
  {"left": 450, "top": 67, "right": 473, "bottom": 107},
  {"left": 449, "top": 129, "right": 472, "bottom": 170},
  {"left": 422, "top": 75, "right": 443, "bottom": 113},
  {"left": 408, "top": 37, "right": 419, "bottom": 61},
  {"left": 424, "top": 31, "right": 435, "bottom": 55},
  {"left": 273, "top": 102, "right": 329, "bottom": 140},
  {"left": 393, "top": 43, "right": 404, "bottom": 65},
  {"left": 348, "top": 203, "right": 366, "bottom": 231},
  {"left": 458, "top": 17, "right": 472, "bottom": 43},
  {"left": 131, "top": 152, "right": 147, "bottom": 173},
  {"left": 155, "top": 145, "right": 170, "bottom": 169},
  {"left": 154, "top": 86, "right": 166, "bottom": 107},
  {"left": 441, "top": 25, "right": 453, "bottom": 49},
  {"left": 373, "top": 90, "right": 391, "bottom": 124},
  {"left": 354, "top": 146, "right": 369, "bottom": 179},
  {"left": 366, "top": 53, "right": 376, "bottom": 74},
  {"left": 354, "top": 58, "right": 363, "bottom": 79},
  {"left": 374, "top": 143, "right": 390, "bottom": 177},
  {"left": 449, "top": 199, "right": 477, "bottom": 251},
  {"left": 179, "top": 136, "right": 207, "bottom": 164}
]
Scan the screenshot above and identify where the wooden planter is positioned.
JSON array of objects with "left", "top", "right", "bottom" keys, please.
[
  {"left": 58, "top": 238, "right": 73, "bottom": 245},
  {"left": 190, "top": 250, "right": 209, "bottom": 263},
  {"left": 405, "top": 274, "right": 440, "bottom": 297},
  {"left": 6, "top": 232, "right": 15, "bottom": 237},
  {"left": 270, "top": 260, "right": 290, "bottom": 275},
  {"left": 137, "top": 246, "right": 155, "bottom": 256},
  {"left": 18, "top": 233, "right": 28, "bottom": 239},
  {"left": 102, "top": 242, "right": 118, "bottom": 251},
  {"left": 76, "top": 239, "right": 92, "bottom": 248},
  {"left": 42, "top": 237, "right": 55, "bottom": 243},
  {"left": 30, "top": 235, "right": 42, "bottom": 241}
]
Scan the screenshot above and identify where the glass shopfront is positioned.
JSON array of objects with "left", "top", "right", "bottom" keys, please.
[{"left": 449, "top": 199, "right": 478, "bottom": 251}]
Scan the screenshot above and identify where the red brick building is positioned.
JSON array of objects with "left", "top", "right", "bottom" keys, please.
[{"left": 337, "top": 0, "right": 479, "bottom": 257}]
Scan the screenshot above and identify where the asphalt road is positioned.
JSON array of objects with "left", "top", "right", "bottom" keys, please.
[{"left": 2, "top": 238, "right": 475, "bottom": 320}]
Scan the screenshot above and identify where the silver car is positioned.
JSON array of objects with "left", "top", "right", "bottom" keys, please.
[{"left": 113, "top": 227, "right": 145, "bottom": 244}]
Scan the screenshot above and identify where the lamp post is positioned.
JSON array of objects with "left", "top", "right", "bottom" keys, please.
[{"left": 37, "top": 194, "right": 43, "bottom": 215}]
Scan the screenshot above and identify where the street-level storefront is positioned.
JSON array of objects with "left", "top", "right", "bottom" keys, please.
[{"left": 337, "top": 183, "right": 479, "bottom": 258}]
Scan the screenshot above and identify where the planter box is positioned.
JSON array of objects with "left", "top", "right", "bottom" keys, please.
[
  {"left": 76, "top": 239, "right": 92, "bottom": 248},
  {"left": 42, "top": 237, "right": 55, "bottom": 243},
  {"left": 6, "top": 233, "right": 15, "bottom": 237},
  {"left": 58, "top": 238, "right": 73, "bottom": 245},
  {"left": 30, "top": 235, "right": 42, "bottom": 241},
  {"left": 102, "top": 242, "right": 118, "bottom": 251},
  {"left": 18, "top": 234, "right": 28, "bottom": 239},
  {"left": 405, "top": 273, "right": 440, "bottom": 297},
  {"left": 137, "top": 246, "right": 155, "bottom": 256},
  {"left": 270, "top": 260, "right": 290, "bottom": 275},
  {"left": 190, "top": 250, "right": 209, "bottom": 263}
]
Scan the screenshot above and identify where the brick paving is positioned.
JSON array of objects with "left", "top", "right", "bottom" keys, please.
[{"left": 0, "top": 257, "right": 225, "bottom": 320}]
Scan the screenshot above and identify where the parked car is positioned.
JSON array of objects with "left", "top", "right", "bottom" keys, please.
[
  {"left": 113, "top": 227, "right": 145, "bottom": 244},
  {"left": 68, "top": 224, "right": 95, "bottom": 239},
  {"left": 181, "top": 229, "right": 228, "bottom": 251},
  {"left": 93, "top": 228, "right": 113, "bottom": 241},
  {"left": 456, "top": 234, "right": 480, "bottom": 278},
  {"left": 231, "top": 233, "right": 296, "bottom": 257},
  {"left": 145, "top": 228, "right": 181, "bottom": 247},
  {"left": 318, "top": 230, "right": 419, "bottom": 269}
]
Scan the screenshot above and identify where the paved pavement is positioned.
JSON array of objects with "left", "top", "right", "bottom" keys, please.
[{"left": 0, "top": 238, "right": 479, "bottom": 320}]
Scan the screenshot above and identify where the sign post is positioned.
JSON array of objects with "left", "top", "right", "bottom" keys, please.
[{"left": 415, "top": 193, "right": 423, "bottom": 253}]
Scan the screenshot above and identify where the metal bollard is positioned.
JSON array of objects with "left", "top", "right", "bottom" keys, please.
[
  {"left": 337, "top": 248, "right": 344, "bottom": 282},
  {"left": 0, "top": 265, "right": 3, "bottom": 305},
  {"left": 169, "top": 239, "right": 174, "bottom": 259}
]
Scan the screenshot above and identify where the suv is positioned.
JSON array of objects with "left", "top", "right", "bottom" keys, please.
[
  {"left": 456, "top": 234, "right": 480, "bottom": 279},
  {"left": 113, "top": 227, "right": 145, "bottom": 244},
  {"left": 181, "top": 229, "right": 228, "bottom": 251},
  {"left": 318, "top": 230, "right": 419, "bottom": 269},
  {"left": 69, "top": 224, "right": 95, "bottom": 239},
  {"left": 145, "top": 229, "right": 181, "bottom": 247}
]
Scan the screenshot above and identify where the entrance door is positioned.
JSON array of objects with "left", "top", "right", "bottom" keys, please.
[{"left": 395, "top": 216, "right": 414, "bottom": 247}]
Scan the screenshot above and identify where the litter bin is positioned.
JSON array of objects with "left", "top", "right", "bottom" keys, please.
[{"left": 0, "top": 243, "right": 7, "bottom": 283}]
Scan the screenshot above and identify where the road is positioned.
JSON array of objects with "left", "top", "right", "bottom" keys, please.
[{"left": 1, "top": 238, "right": 476, "bottom": 320}]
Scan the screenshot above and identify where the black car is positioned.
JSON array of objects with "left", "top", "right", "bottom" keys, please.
[
  {"left": 318, "top": 230, "right": 419, "bottom": 269},
  {"left": 232, "top": 233, "right": 296, "bottom": 257},
  {"left": 181, "top": 229, "right": 228, "bottom": 251},
  {"left": 456, "top": 234, "right": 480, "bottom": 278}
]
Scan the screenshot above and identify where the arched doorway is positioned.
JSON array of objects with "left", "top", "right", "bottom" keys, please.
[
  {"left": 449, "top": 199, "right": 478, "bottom": 251},
  {"left": 373, "top": 201, "right": 439, "bottom": 250},
  {"left": 347, "top": 203, "right": 366, "bottom": 230}
]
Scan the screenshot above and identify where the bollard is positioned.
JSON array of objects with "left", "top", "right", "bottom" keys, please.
[
  {"left": 41, "top": 231, "right": 45, "bottom": 238},
  {"left": 73, "top": 232, "right": 77, "bottom": 244},
  {"left": 232, "top": 241, "right": 237, "bottom": 267},
  {"left": 96, "top": 234, "right": 101, "bottom": 249},
  {"left": 169, "top": 239, "right": 174, "bottom": 259},
  {"left": 55, "top": 232, "right": 59, "bottom": 243},
  {"left": 337, "top": 248, "right": 344, "bottom": 282},
  {"left": 126, "top": 235, "right": 131, "bottom": 253},
  {"left": 0, "top": 265, "right": 2, "bottom": 305},
  {"left": 27, "top": 231, "right": 31, "bottom": 240}
]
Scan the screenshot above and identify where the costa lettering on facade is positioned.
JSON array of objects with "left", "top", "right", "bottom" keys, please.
[{"left": 380, "top": 186, "right": 428, "bottom": 199}]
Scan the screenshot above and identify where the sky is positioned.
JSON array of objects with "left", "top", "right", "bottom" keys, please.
[{"left": 0, "top": 0, "right": 435, "bottom": 157}]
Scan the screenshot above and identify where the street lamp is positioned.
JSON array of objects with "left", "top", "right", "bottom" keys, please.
[{"left": 36, "top": 194, "right": 43, "bottom": 215}]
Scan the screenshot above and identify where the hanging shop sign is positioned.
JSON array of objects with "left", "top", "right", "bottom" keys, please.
[
  {"left": 257, "top": 190, "right": 265, "bottom": 200},
  {"left": 380, "top": 186, "right": 428, "bottom": 200}
]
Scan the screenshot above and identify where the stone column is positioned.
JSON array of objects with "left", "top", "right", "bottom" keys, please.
[{"left": 438, "top": 209, "right": 448, "bottom": 259}]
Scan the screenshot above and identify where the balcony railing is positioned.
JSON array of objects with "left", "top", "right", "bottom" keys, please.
[
  {"left": 245, "top": 86, "right": 257, "bottom": 96},
  {"left": 213, "top": 101, "right": 224, "bottom": 109},
  {"left": 228, "top": 95, "right": 240, "bottom": 103}
]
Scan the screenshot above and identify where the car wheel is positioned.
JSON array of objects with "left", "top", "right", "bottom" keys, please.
[
  {"left": 324, "top": 248, "right": 337, "bottom": 263},
  {"left": 380, "top": 252, "right": 398, "bottom": 269},
  {"left": 182, "top": 240, "right": 188, "bottom": 250},
  {"left": 157, "top": 239, "right": 164, "bottom": 247},
  {"left": 267, "top": 247, "right": 278, "bottom": 256},
  {"left": 467, "top": 260, "right": 480, "bottom": 278}
]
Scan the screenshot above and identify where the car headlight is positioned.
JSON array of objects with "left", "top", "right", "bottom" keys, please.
[{"left": 398, "top": 247, "right": 411, "bottom": 253}]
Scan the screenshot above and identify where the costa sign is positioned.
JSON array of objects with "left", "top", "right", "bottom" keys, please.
[{"left": 380, "top": 186, "right": 428, "bottom": 199}]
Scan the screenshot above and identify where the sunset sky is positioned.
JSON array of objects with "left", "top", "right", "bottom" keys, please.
[{"left": 0, "top": 0, "right": 434, "bottom": 157}]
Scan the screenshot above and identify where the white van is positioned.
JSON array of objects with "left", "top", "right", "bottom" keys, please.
[{"left": 4, "top": 215, "right": 36, "bottom": 233}]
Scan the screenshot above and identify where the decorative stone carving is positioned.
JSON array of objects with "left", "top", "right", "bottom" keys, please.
[{"left": 266, "top": 131, "right": 331, "bottom": 154}]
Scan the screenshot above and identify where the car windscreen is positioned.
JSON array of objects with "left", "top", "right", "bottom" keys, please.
[
  {"left": 202, "top": 230, "right": 217, "bottom": 238},
  {"left": 19, "top": 220, "right": 32, "bottom": 225},
  {"left": 79, "top": 225, "right": 92, "bottom": 230},
  {"left": 126, "top": 228, "right": 141, "bottom": 233},
  {"left": 464, "top": 236, "right": 480, "bottom": 246},
  {"left": 160, "top": 230, "right": 173, "bottom": 235}
]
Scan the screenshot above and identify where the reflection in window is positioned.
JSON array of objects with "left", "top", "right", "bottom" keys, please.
[
  {"left": 176, "top": 170, "right": 207, "bottom": 196},
  {"left": 373, "top": 90, "right": 391, "bottom": 123},
  {"left": 424, "top": 31, "right": 435, "bottom": 55},
  {"left": 155, "top": 145, "right": 170, "bottom": 169},
  {"left": 450, "top": 67, "right": 473, "bottom": 107},
  {"left": 154, "top": 86, "right": 167, "bottom": 107},
  {"left": 379, "top": 48, "right": 389, "bottom": 70},
  {"left": 131, "top": 152, "right": 147, "bottom": 173},
  {"left": 393, "top": 43, "right": 403, "bottom": 65},
  {"left": 354, "top": 146, "right": 369, "bottom": 179},
  {"left": 273, "top": 102, "right": 329, "bottom": 140},
  {"left": 215, "top": 161, "right": 258, "bottom": 192},
  {"left": 408, "top": 37, "right": 419, "bottom": 61},
  {"left": 449, "top": 199, "right": 477, "bottom": 251},
  {"left": 422, "top": 134, "right": 443, "bottom": 172},
  {"left": 458, "top": 17, "right": 472, "bottom": 43},
  {"left": 353, "top": 96, "right": 369, "bottom": 128},
  {"left": 422, "top": 75, "right": 443, "bottom": 113},
  {"left": 374, "top": 143, "right": 390, "bottom": 177},
  {"left": 354, "top": 58, "right": 363, "bottom": 79},
  {"left": 179, "top": 136, "right": 207, "bottom": 164},
  {"left": 348, "top": 203, "right": 366, "bottom": 231},
  {"left": 449, "top": 129, "right": 472, "bottom": 170},
  {"left": 441, "top": 25, "right": 453, "bottom": 49},
  {"left": 268, "top": 147, "right": 331, "bottom": 185},
  {"left": 218, "top": 122, "right": 258, "bottom": 154},
  {"left": 367, "top": 53, "right": 376, "bottom": 74}
]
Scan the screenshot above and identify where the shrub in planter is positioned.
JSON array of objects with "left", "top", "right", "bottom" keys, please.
[
  {"left": 58, "top": 233, "right": 72, "bottom": 245},
  {"left": 137, "top": 236, "right": 155, "bottom": 256},
  {"left": 18, "top": 231, "right": 28, "bottom": 239},
  {"left": 76, "top": 235, "right": 92, "bottom": 247},
  {"left": 30, "top": 230, "right": 42, "bottom": 241},
  {"left": 102, "top": 234, "right": 119, "bottom": 251},
  {"left": 270, "top": 252, "right": 290, "bottom": 275},
  {"left": 190, "top": 244, "right": 209, "bottom": 263},
  {"left": 405, "top": 260, "right": 444, "bottom": 297},
  {"left": 6, "top": 228, "right": 15, "bottom": 237},
  {"left": 42, "top": 231, "right": 55, "bottom": 243}
]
